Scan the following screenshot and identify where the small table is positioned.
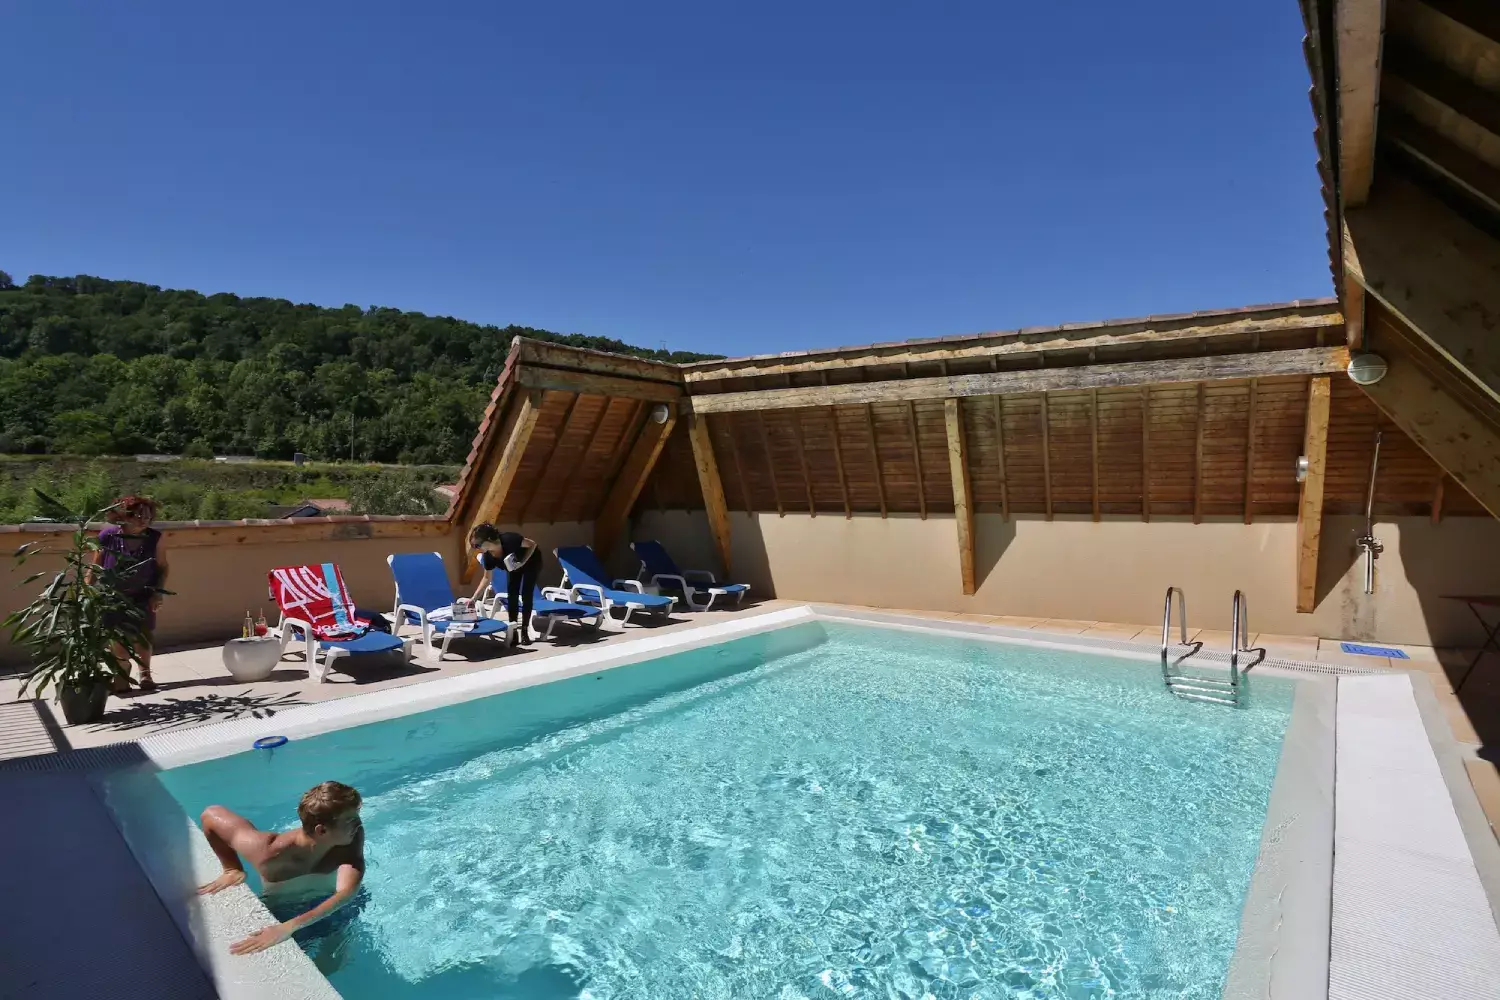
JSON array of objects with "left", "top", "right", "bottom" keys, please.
[
  {"left": 1442, "top": 595, "right": 1500, "bottom": 692},
  {"left": 222, "top": 635, "right": 282, "bottom": 682}
]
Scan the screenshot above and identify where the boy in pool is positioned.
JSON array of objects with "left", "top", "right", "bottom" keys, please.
[{"left": 196, "top": 781, "right": 366, "bottom": 958}]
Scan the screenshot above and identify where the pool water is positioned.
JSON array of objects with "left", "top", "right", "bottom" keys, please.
[{"left": 150, "top": 621, "right": 1294, "bottom": 999}]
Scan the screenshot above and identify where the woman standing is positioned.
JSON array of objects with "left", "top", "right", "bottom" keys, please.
[
  {"left": 468, "top": 523, "right": 542, "bottom": 644},
  {"left": 94, "top": 495, "right": 169, "bottom": 693}
]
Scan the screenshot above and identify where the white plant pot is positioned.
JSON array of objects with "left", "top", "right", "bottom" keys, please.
[{"left": 222, "top": 637, "right": 281, "bottom": 682}]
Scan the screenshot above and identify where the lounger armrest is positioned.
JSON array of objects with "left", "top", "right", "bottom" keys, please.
[
  {"left": 540, "top": 586, "right": 572, "bottom": 601},
  {"left": 614, "top": 579, "right": 644, "bottom": 593},
  {"left": 650, "top": 573, "right": 691, "bottom": 593},
  {"left": 569, "top": 583, "right": 606, "bottom": 607},
  {"left": 397, "top": 603, "right": 430, "bottom": 626},
  {"left": 282, "top": 615, "right": 313, "bottom": 639},
  {"left": 682, "top": 569, "right": 717, "bottom": 584}
]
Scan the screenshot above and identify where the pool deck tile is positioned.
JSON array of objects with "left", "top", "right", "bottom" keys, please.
[
  {"left": 1464, "top": 759, "right": 1500, "bottom": 844},
  {"left": 1077, "top": 623, "right": 1150, "bottom": 642},
  {"left": 1030, "top": 618, "right": 1097, "bottom": 635}
]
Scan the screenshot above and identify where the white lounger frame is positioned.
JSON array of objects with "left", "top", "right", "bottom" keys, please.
[{"left": 274, "top": 613, "right": 415, "bottom": 683}]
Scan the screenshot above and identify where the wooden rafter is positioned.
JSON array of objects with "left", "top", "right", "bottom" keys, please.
[
  {"left": 595, "top": 404, "right": 677, "bottom": 558},
  {"left": 756, "top": 412, "right": 784, "bottom": 517},
  {"left": 687, "top": 347, "right": 1350, "bottom": 413},
  {"left": 516, "top": 365, "right": 680, "bottom": 403},
  {"left": 1193, "top": 382, "right": 1206, "bottom": 524},
  {"left": 828, "top": 408, "right": 851, "bottom": 518},
  {"left": 1334, "top": 0, "right": 1386, "bottom": 208},
  {"left": 550, "top": 398, "right": 610, "bottom": 525},
  {"left": 1243, "top": 379, "right": 1258, "bottom": 524},
  {"left": 1141, "top": 387, "right": 1151, "bottom": 522},
  {"left": 1296, "top": 377, "right": 1332, "bottom": 614},
  {"left": 461, "top": 388, "right": 544, "bottom": 582},
  {"left": 790, "top": 410, "right": 815, "bottom": 516},
  {"left": 1040, "top": 393, "right": 1053, "bottom": 521},
  {"left": 865, "top": 403, "right": 887, "bottom": 517},
  {"left": 1432, "top": 475, "right": 1446, "bottom": 525},
  {"left": 686, "top": 411, "right": 734, "bottom": 578},
  {"left": 944, "top": 398, "right": 976, "bottom": 596},
  {"left": 905, "top": 401, "right": 926, "bottom": 519},
  {"left": 1090, "top": 389, "right": 1101, "bottom": 522},
  {"left": 993, "top": 395, "right": 1009, "bottom": 521},
  {"left": 517, "top": 391, "right": 581, "bottom": 524}
]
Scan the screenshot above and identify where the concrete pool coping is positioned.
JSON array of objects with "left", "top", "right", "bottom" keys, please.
[{"left": 9, "top": 604, "right": 1500, "bottom": 998}]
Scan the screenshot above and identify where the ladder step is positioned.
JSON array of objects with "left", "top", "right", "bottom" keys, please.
[
  {"left": 1166, "top": 675, "right": 1236, "bottom": 690},
  {"left": 1168, "top": 680, "right": 1239, "bottom": 697},
  {"left": 1170, "top": 690, "right": 1239, "bottom": 707}
]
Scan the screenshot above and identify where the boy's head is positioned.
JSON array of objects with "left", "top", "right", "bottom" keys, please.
[{"left": 298, "top": 781, "right": 362, "bottom": 845}]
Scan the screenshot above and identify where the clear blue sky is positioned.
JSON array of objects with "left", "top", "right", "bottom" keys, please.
[{"left": 1, "top": 1, "right": 1328, "bottom": 357}]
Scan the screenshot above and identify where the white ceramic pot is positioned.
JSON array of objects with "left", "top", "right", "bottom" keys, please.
[{"left": 222, "top": 637, "right": 281, "bottom": 682}]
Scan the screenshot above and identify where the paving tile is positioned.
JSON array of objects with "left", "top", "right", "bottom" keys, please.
[
  {"left": 1030, "top": 618, "right": 1097, "bottom": 635},
  {"left": 983, "top": 615, "right": 1045, "bottom": 628},
  {"left": 1078, "top": 623, "right": 1150, "bottom": 642},
  {"left": 1316, "top": 643, "right": 1393, "bottom": 671},
  {"left": 1254, "top": 632, "right": 1318, "bottom": 657},
  {"left": 1464, "top": 758, "right": 1500, "bottom": 844}
]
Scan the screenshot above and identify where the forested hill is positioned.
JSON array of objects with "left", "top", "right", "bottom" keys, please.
[{"left": 0, "top": 271, "right": 719, "bottom": 464}]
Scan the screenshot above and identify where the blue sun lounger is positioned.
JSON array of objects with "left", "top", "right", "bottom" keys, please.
[
  {"left": 555, "top": 545, "right": 676, "bottom": 626},
  {"left": 387, "top": 551, "right": 515, "bottom": 658},
  {"left": 476, "top": 555, "right": 606, "bottom": 639},
  {"left": 631, "top": 540, "right": 750, "bottom": 611}
]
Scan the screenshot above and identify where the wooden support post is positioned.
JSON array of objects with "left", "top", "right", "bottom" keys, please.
[
  {"left": 518, "top": 392, "right": 580, "bottom": 524},
  {"left": 1040, "top": 393, "right": 1053, "bottom": 521},
  {"left": 1089, "top": 389, "right": 1101, "bottom": 522},
  {"left": 1192, "top": 382, "right": 1206, "bottom": 524},
  {"left": 1141, "top": 387, "right": 1150, "bottom": 522},
  {"left": 992, "top": 395, "right": 1009, "bottom": 521},
  {"left": 944, "top": 398, "right": 977, "bottom": 596},
  {"left": 828, "top": 408, "right": 851, "bottom": 518},
  {"left": 791, "top": 410, "right": 815, "bottom": 516},
  {"left": 462, "top": 389, "right": 544, "bottom": 582},
  {"left": 756, "top": 412, "right": 783, "bottom": 517},
  {"left": 1296, "top": 377, "right": 1332, "bottom": 613},
  {"left": 550, "top": 399, "right": 609, "bottom": 525},
  {"left": 1432, "top": 475, "right": 1446, "bottom": 524},
  {"left": 594, "top": 405, "right": 678, "bottom": 559},
  {"left": 1243, "top": 379, "right": 1258, "bottom": 524},
  {"left": 906, "top": 400, "right": 927, "bottom": 519},
  {"left": 865, "top": 404, "right": 887, "bottom": 517},
  {"left": 687, "top": 411, "right": 734, "bottom": 579}
]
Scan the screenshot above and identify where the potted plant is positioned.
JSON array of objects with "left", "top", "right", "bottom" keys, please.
[{"left": 3, "top": 495, "right": 158, "bottom": 725}]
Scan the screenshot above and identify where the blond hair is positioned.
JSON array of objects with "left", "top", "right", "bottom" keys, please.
[{"left": 297, "top": 781, "right": 361, "bottom": 832}]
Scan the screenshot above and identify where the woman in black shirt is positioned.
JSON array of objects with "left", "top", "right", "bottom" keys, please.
[{"left": 468, "top": 523, "right": 543, "bottom": 644}]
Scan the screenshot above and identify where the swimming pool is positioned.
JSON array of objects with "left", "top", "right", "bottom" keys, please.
[{"left": 138, "top": 619, "right": 1295, "bottom": 998}]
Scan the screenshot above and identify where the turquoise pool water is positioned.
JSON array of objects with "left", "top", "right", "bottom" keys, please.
[{"left": 147, "top": 622, "right": 1294, "bottom": 998}]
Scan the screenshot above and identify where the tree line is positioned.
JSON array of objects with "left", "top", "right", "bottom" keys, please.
[{"left": 0, "top": 271, "right": 717, "bottom": 464}]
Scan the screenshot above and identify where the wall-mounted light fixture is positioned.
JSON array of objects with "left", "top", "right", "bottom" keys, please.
[
  {"left": 1295, "top": 455, "right": 1310, "bottom": 483},
  {"left": 650, "top": 403, "right": 670, "bottom": 424},
  {"left": 1347, "top": 352, "right": 1389, "bottom": 386}
]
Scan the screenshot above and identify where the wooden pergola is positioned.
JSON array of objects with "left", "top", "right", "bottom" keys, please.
[{"left": 449, "top": 299, "right": 1485, "bottom": 612}]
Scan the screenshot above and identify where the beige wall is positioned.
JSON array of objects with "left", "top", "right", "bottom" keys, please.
[
  {"left": 0, "top": 520, "right": 595, "bottom": 665},
  {"left": 634, "top": 510, "right": 1500, "bottom": 646}
]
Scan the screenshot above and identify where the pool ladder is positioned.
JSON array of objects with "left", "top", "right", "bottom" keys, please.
[{"left": 1160, "top": 588, "right": 1256, "bottom": 707}]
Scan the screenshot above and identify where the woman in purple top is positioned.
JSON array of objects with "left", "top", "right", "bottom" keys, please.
[{"left": 92, "top": 495, "right": 170, "bottom": 693}]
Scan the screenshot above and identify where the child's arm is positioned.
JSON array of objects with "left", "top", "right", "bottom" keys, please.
[
  {"left": 196, "top": 806, "right": 256, "bottom": 894},
  {"left": 230, "top": 862, "right": 363, "bottom": 955}
]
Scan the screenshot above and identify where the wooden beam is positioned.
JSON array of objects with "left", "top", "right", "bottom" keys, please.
[
  {"left": 790, "top": 411, "right": 815, "bottom": 516},
  {"left": 518, "top": 391, "right": 581, "bottom": 524},
  {"left": 686, "top": 411, "right": 734, "bottom": 579},
  {"left": 906, "top": 401, "right": 927, "bottom": 519},
  {"left": 992, "top": 395, "right": 1009, "bottom": 521},
  {"left": 1345, "top": 172, "right": 1500, "bottom": 406},
  {"left": 1040, "top": 393, "right": 1053, "bottom": 521},
  {"left": 594, "top": 407, "right": 679, "bottom": 558},
  {"left": 516, "top": 365, "right": 681, "bottom": 403},
  {"left": 1141, "top": 387, "right": 1151, "bottom": 522},
  {"left": 1089, "top": 389, "right": 1101, "bottom": 522},
  {"left": 462, "top": 388, "right": 544, "bottom": 582},
  {"left": 1334, "top": 0, "right": 1386, "bottom": 208},
  {"left": 865, "top": 404, "right": 887, "bottom": 518},
  {"left": 1384, "top": 42, "right": 1500, "bottom": 144},
  {"left": 549, "top": 398, "right": 610, "bottom": 525},
  {"left": 1296, "top": 377, "right": 1332, "bottom": 614},
  {"left": 724, "top": 417, "right": 753, "bottom": 515},
  {"left": 1432, "top": 475, "right": 1446, "bottom": 524},
  {"left": 686, "top": 347, "right": 1350, "bottom": 413},
  {"left": 1344, "top": 269, "right": 1366, "bottom": 350},
  {"left": 1243, "top": 379, "right": 1258, "bottom": 524},
  {"left": 756, "top": 412, "right": 783, "bottom": 517},
  {"left": 944, "top": 398, "right": 977, "bottom": 596},
  {"left": 828, "top": 408, "right": 851, "bottom": 518},
  {"left": 1382, "top": 109, "right": 1500, "bottom": 221},
  {"left": 679, "top": 305, "right": 1343, "bottom": 383},
  {"left": 1193, "top": 383, "right": 1206, "bottom": 524},
  {"left": 514, "top": 337, "right": 683, "bottom": 383}
]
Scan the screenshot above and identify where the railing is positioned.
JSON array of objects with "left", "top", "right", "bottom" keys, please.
[{"left": 1159, "top": 586, "right": 1190, "bottom": 685}]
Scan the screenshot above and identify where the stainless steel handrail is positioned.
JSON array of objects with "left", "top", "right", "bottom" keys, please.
[
  {"left": 1228, "top": 590, "right": 1248, "bottom": 688},
  {"left": 1160, "top": 586, "right": 1188, "bottom": 685}
]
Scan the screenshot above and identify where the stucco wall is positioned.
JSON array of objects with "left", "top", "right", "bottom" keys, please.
[
  {"left": 0, "top": 521, "right": 594, "bottom": 666},
  {"left": 632, "top": 510, "right": 1500, "bottom": 647}
]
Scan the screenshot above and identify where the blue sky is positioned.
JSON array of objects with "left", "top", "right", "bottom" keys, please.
[{"left": 1, "top": 1, "right": 1328, "bottom": 357}]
